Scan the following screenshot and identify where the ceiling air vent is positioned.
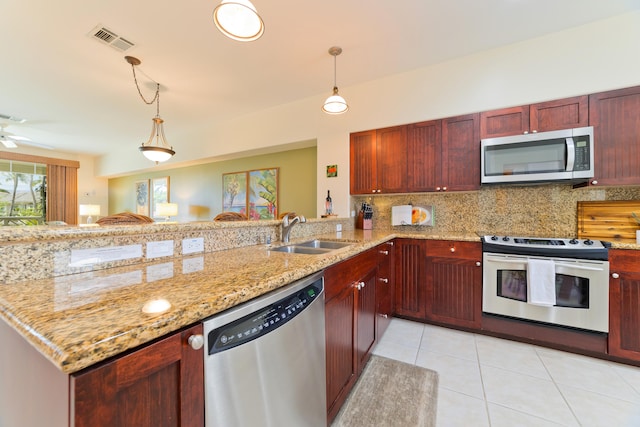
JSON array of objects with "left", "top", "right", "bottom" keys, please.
[{"left": 89, "top": 24, "right": 135, "bottom": 52}]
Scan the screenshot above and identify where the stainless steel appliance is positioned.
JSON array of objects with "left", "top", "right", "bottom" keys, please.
[
  {"left": 482, "top": 235, "right": 610, "bottom": 332},
  {"left": 203, "top": 271, "right": 326, "bottom": 427},
  {"left": 481, "top": 126, "right": 594, "bottom": 184}
]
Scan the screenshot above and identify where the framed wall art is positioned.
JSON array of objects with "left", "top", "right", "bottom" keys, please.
[
  {"left": 222, "top": 168, "right": 278, "bottom": 220},
  {"left": 135, "top": 179, "right": 150, "bottom": 216}
]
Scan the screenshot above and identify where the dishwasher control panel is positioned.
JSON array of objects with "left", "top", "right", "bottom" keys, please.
[{"left": 207, "top": 282, "right": 322, "bottom": 355}]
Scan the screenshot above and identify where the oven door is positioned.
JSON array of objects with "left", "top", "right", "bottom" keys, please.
[{"left": 482, "top": 253, "right": 609, "bottom": 332}]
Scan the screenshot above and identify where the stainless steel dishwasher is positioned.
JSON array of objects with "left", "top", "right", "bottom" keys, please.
[{"left": 203, "top": 270, "right": 326, "bottom": 427}]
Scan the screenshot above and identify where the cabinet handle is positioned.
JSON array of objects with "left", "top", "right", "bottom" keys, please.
[
  {"left": 387, "top": 241, "right": 394, "bottom": 246},
  {"left": 380, "top": 314, "right": 388, "bottom": 319},
  {"left": 524, "top": 131, "right": 529, "bottom": 134},
  {"left": 377, "top": 189, "right": 381, "bottom": 193},
  {"left": 379, "top": 250, "right": 389, "bottom": 255},
  {"left": 371, "top": 190, "right": 376, "bottom": 193},
  {"left": 612, "top": 273, "right": 620, "bottom": 279},
  {"left": 379, "top": 277, "right": 389, "bottom": 283},
  {"left": 591, "top": 180, "right": 598, "bottom": 185},
  {"left": 355, "top": 281, "right": 365, "bottom": 290},
  {"left": 442, "top": 186, "right": 447, "bottom": 191},
  {"left": 532, "top": 130, "right": 537, "bottom": 133},
  {"left": 188, "top": 334, "right": 204, "bottom": 350},
  {"left": 436, "top": 186, "right": 441, "bottom": 191},
  {"left": 476, "top": 261, "right": 481, "bottom": 267},
  {"left": 450, "top": 247, "right": 456, "bottom": 253}
]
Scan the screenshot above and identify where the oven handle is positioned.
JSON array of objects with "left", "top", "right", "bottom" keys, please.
[
  {"left": 484, "top": 256, "right": 527, "bottom": 264},
  {"left": 485, "top": 257, "right": 606, "bottom": 272},
  {"left": 555, "top": 263, "right": 606, "bottom": 272}
]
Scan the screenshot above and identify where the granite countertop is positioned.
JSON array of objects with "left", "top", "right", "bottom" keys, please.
[{"left": 0, "top": 228, "right": 634, "bottom": 375}]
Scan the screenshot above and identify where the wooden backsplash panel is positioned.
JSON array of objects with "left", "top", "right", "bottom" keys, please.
[{"left": 577, "top": 200, "right": 640, "bottom": 241}]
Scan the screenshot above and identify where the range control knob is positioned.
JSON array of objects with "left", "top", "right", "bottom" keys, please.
[
  {"left": 584, "top": 239, "right": 594, "bottom": 246},
  {"left": 502, "top": 236, "right": 510, "bottom": 242},
  {"left": 490, "top": 235, "right": 499, "bottom": 241},
  {"left": 569, "top": 239, "right": 579, "bottom": 245}
]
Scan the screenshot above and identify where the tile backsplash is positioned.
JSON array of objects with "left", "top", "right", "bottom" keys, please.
[{"left": 353, "top": 184, "right": 640, "bottom": 237}]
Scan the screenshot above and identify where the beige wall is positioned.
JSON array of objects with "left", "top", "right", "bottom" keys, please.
[
  {"left": 108, "top": 146, "right": 317, "bottom": 221},
  {"left": 95, "top": 11, "right": 640, "bottom": 220}
]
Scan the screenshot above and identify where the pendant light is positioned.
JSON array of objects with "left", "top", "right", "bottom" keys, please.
[
  {"left": 322, "top": 46, "right": 349, "bottom": 115},
  {"left": 125, "top": 56, "right": 175, "bottom": 164},
  {"left": 213, "top": 0, "right": 264, "bottom": 42}
]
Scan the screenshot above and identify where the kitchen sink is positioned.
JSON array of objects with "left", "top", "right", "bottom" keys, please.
[
  {"left": 271, "top": 245, "right": 332, "bottom": 255},
  {"left": 271, "top": 240, "right": 352, "bottom": 255},
  {"left": 296, "top": 240, "right": 352, "bottom": 250}
]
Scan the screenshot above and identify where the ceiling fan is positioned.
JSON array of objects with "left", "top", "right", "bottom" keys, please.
[{"left": 0, "top": 124, "right": 53, "bottom": 150}]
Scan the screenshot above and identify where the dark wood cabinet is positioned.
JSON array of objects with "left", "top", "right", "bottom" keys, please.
[
  {"left": 609, "top": 249, "right": 640, "bottom": 361},
  {"left": 394, "top": 239, "right": 428, "bottom": 320},
  {"left": 71, "top": 324, "right": 204, "bottom": 427},
  {"left": 425, "top": 240, "right": 483, "bottom": 329},
  {"left": 480, "top": 95, "right": 588, "bottom": 139},
  {"left": 589, "top": 86, "right": 640, "bottom": 186},
  {"left": 376, "top": 241, "right": 395, "bottom": 339},
  {"left": 441, "top": 113, "right": 481, "bottom": 191},
  {"left": 350, "top": 126, "right": 407, "bottom": 194},
  {"left": 405, "top": 114, "right": 480, "bottom": 192},
  {"left": 324, "top": 248, "right": 378, "bottom": 422}
]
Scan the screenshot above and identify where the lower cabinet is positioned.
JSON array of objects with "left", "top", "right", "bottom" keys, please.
[
  {"left": 394, "top": 239, "right": 428, "bottom": 320},
  {"left": 609, "top": 249, "right": 640, "bottom": 361},
  {"left": 71, "top": 324, "right": 204, "bottom": 427},
  {"left": 425, "top": 240, "right": 483, "bottom": 329},
  {"left": 324, "top": 243, "right": 392, "bottom": 423}
]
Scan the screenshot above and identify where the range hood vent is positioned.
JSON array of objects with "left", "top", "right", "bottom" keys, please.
[{"left": 89, "top": 25, "right": 135, "bottom": 52}]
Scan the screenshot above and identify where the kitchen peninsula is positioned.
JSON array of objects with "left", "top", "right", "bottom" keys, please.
[{"left": 1, "top": 216, "right": 639, "bottom": 426}]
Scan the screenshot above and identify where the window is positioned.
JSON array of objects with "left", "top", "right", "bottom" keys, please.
[{"left": 0, "top": 160, "right": 46, "bottom": 225}]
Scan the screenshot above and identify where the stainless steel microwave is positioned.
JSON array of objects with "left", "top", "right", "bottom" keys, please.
[{"left": 481, "top": 126, "right": 594, "bottom": 184}]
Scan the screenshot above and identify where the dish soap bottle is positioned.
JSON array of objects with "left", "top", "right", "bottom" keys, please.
[{"left": 325, "top": 190, "right": 333, "bottom": 215}]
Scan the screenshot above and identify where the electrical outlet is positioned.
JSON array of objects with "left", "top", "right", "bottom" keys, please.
[
  {"left": 182, "top": 237, "right": 204, "bottom": 255},
  {"left": 147, "top": 240, "right": 174, "bottom": 259},
  {"left": 336, "top": 224, "right": 342, "bottom": 232}
]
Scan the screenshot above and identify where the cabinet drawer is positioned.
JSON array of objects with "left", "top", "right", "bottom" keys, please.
[
  {"left": 324, "top": 248, "right": 378, "bottom": 302},
  {"left": 426, "top": 240, "right": 481, "bottom": 259}
]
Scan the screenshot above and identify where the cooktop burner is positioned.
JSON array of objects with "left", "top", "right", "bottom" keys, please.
[{"left": 482, "top": 235, "right": 610, "bottom": 260}]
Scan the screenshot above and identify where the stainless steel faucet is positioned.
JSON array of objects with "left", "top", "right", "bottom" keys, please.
[{"left": 281, "top": 215, "right": 306, "bottom": 243}]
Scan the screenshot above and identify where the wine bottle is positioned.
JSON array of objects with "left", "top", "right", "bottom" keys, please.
[{"left": 325, "top": 190, "right": 333, "bottom": 215}]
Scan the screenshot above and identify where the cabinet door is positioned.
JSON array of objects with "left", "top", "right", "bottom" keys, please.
[
  {"left": 426, "top": 241, "right": 482, "bottom": 329},
  {"left": 407, "top": 120, "right": 442, "bottom": 192},
  {"left": 72, "top": 324, "right": 204, "bottom": 427},
  {"left": 426, "top": 257, "right": 482, "bottom": 329},
  {"left": 355, "top": 268, "right": 377, "bottom": 373},
  {"left": 394, "top": 239, "right": 427, "bottom": 320},
  {"left": 325, "top": 282, "right": 356, "bottom": 417},
  {"left": 480, "top": 105, "right": 529, "bottom": 139},
  {"left": 609, "top": 250, "right": 640, "bottom": 360},
  {"left": 442, "top": 113, "right": 481, "bottom": 191},
  {"left": 350, "top": 130, "right": 377, "bottom": 194},
  {"left": 589, "top": 86, "right": 640, "bottom": 186},
  {"left": 530, "top": 95, "right": 588, "bottom": 133},
  {"left": 376, "top": 125, "right": 408, "bottom": 193}
]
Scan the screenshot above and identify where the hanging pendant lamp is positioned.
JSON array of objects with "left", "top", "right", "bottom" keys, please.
[
  {"left": 322, "top": 46, "right": 348, "bottom": 115},
  {"left": 125, "top": 56, "right": 175, "bottom": 164},
  {"left": 213, "top": 0, "right": 264, "bottom": 42}
]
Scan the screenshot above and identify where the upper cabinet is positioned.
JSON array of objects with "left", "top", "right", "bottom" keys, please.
[
  {"left": 480, "top": 95, "right": 589, "bottom": 139},
  {"left": 351, "top": 114, "right": 480, "bottom": 194},
  {"left": 588, "top": 86, "right": 640, "bottom": 186},
  {"left": 350, "top": 126, "right": 407, "bottom": 194}
]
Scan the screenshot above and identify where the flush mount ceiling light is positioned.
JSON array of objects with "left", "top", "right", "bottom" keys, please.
[
  {"left": 213, "top": 0, "right": 264, "bottom": 42},
  {"left": 322, "top": 46, "right": 349, "bottom": 115},
  {"left": 125, "top": 56, "right": 175, "bottom": 164}
]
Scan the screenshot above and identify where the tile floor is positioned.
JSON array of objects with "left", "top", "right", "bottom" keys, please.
[{"left": 372, "top": 318, "right": 640, "bottom": 426}]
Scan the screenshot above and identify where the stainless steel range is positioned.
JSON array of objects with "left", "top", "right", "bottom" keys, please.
[{"left": 482, "top": 235, "right": 610, "bottom": 333}]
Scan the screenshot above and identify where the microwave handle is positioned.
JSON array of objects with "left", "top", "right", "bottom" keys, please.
[{"left": 565, "top": 137, "right": 575, "bottom": 171}]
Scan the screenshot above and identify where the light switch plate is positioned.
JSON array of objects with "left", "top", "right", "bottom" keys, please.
[{"left": 183, "top": 237, "right": 204, "bottom": 254}]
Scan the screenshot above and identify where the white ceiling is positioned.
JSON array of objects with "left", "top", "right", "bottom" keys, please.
[{"left": 1, "top": 0, "right": 638, "bottom": 158}]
